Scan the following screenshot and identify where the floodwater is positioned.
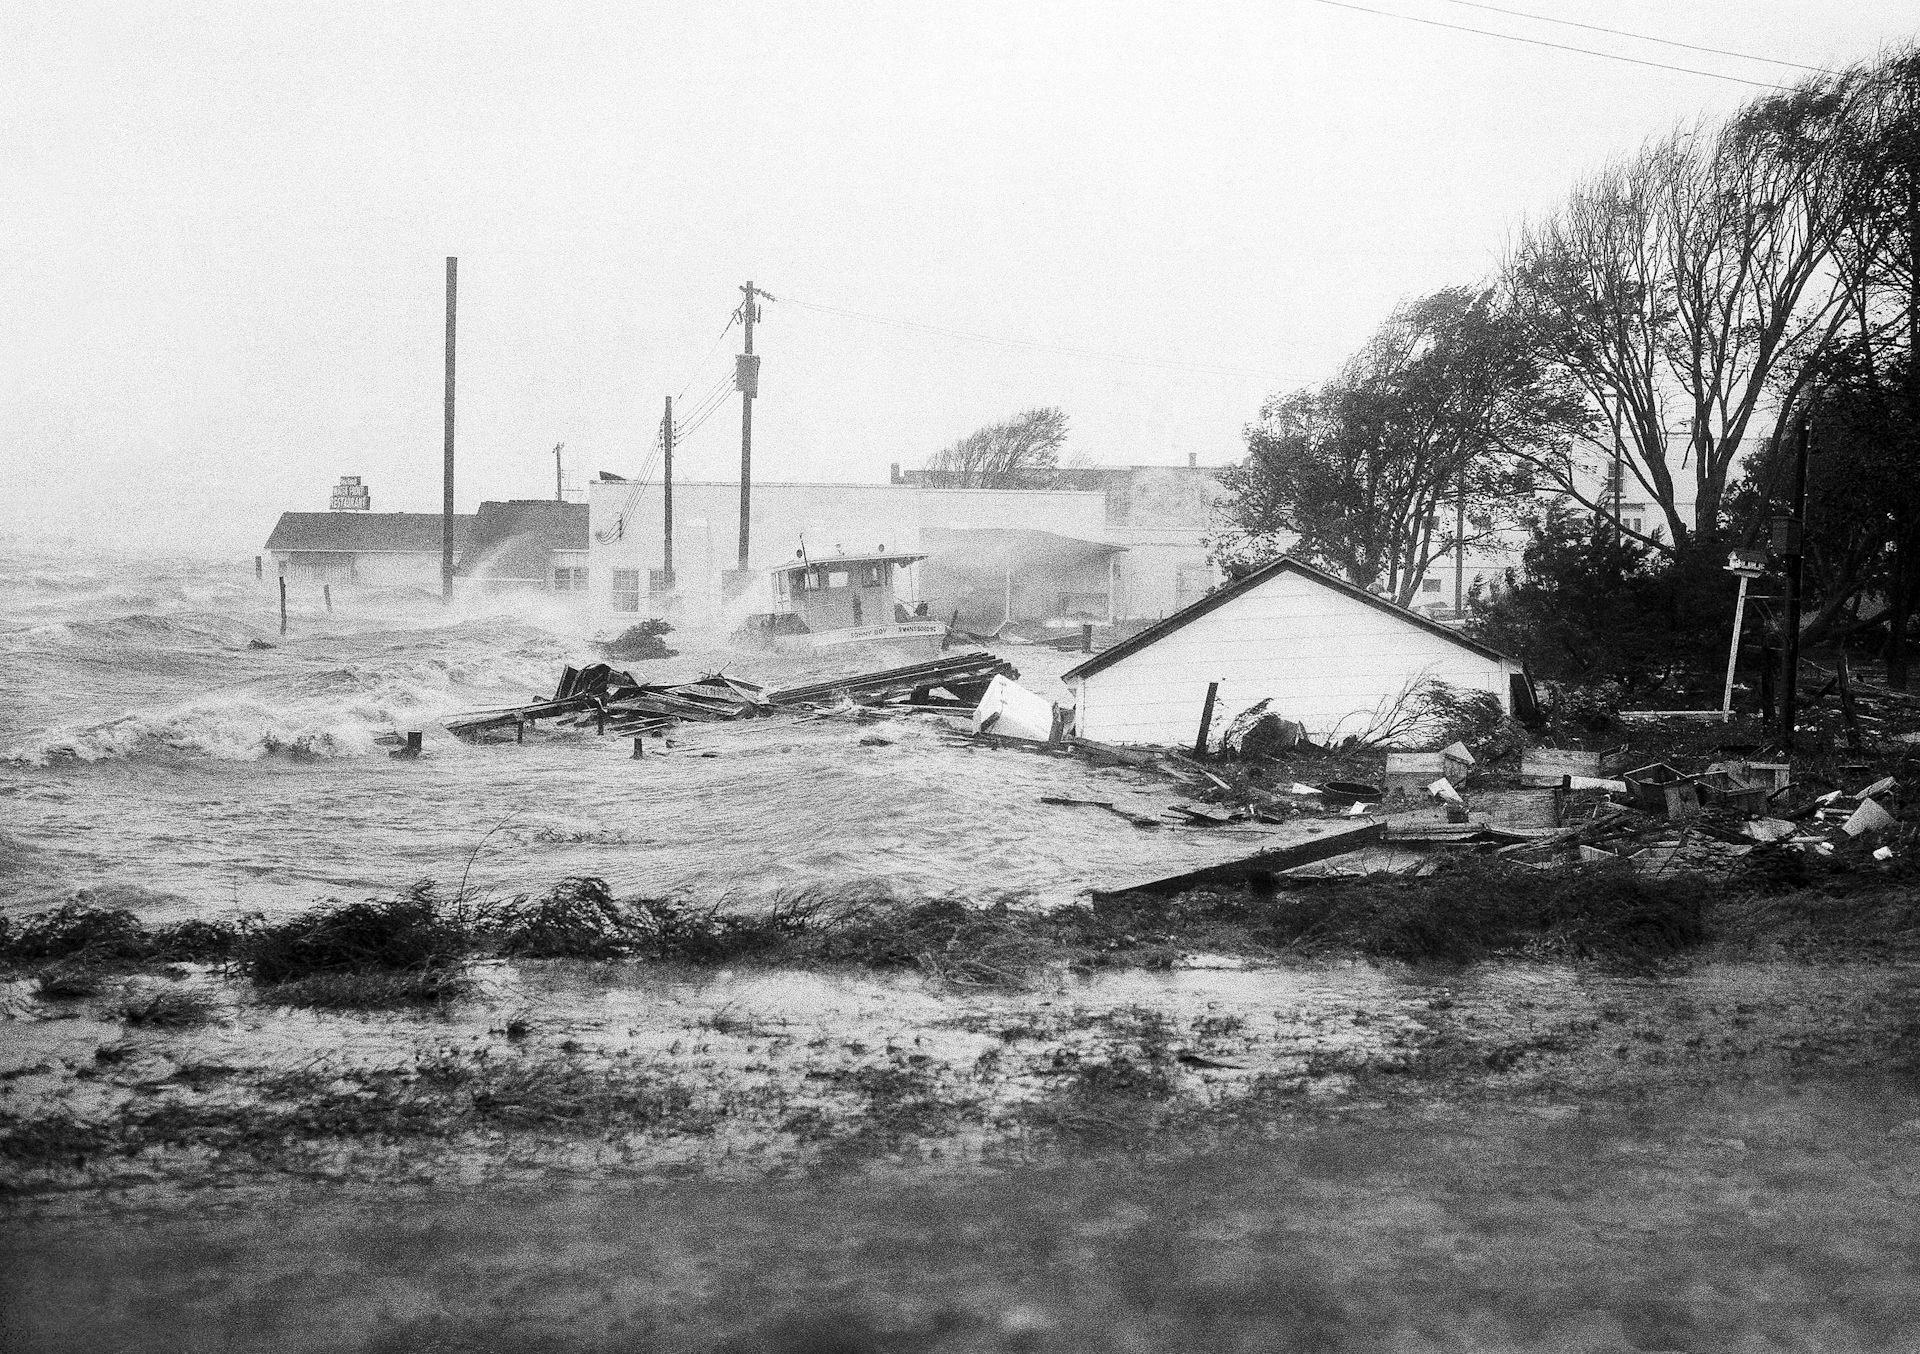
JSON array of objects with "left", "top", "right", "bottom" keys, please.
[{"left": 0, "top": 551, "right": 1282, "bottom": 922}]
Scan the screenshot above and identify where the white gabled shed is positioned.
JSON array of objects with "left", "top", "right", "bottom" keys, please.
[{"left": 1062, "top": 556, "right": 1529, "bottom": 748}]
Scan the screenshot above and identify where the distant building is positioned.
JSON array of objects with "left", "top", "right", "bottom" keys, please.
[
  {"left": 1063, "top": 555, "right": 1528, "bottom": 748},
  {"left": 264, "top": 511, "right": 472, "bottom": 591},
  {"left": 263, "top": 482, "right": 589, "bottom": 595},
  {"left": 456, "top": 500, "right": 590, "bottom": 593},
  {"left": 918, "top": 527, "right": 1126, "bottom": 630},
  {"left": 1408, "top": 434, "right": 1721, "bottom": 617},
  {"left": 584, "top": 460, "right": 1227, "bottom": 626}
]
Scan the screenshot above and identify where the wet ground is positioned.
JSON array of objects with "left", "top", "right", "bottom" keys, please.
[
  {"left": 4, "top": 949, "right": 1918, "bottom": 1352},
  {"left": 5, "top": 950, "right": 1916, "bottom": 1202}
]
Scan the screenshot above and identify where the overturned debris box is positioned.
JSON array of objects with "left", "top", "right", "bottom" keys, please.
[{"left": 1622, "top": 763, "right": 1686, "bottom": 814}]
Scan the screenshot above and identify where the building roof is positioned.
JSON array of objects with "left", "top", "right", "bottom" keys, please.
[
  {"left": 265, "top": 512, "right": 474, "bottom": 554},
  {"left": 458, "top": 500, "right": 590, "bottom": 578},
  {"left": 1063, "top": 555, "right": 1518, "bottom": 681},
  {"left": 920, "top": 527, "right": 1126, "bottom": 577}
]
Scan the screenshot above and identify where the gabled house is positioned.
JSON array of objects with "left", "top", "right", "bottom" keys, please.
[
  {"left": 456, "top": 500, "right": 591, "bottom": 593},
  {"left": 1062, "top": 555, "right": 1529, "bottom": 748}
]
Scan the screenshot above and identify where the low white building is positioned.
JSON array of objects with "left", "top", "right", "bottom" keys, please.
[
  {"left": 1063, "top": 556, "right": 1528, "bottom": 748},
  {"left": 585, "top": 465, "right": 1226, "bottom": 627}
]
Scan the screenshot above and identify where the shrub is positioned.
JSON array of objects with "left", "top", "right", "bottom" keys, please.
[
  {"left": 482, "top": 877, "right": 647, "bottom": 959},
  {"left": 242, "top": 883, "right": 466, "bottom": 986},
  {"left": 0, "top": 902, "right": 148, "bottom": 964},
  {"left": 600, "top": 619, "right": 678, "bottom": 661}
]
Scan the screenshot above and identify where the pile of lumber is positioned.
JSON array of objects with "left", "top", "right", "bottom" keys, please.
[
  {"left": 446, "top": 663, "right": 770, "bottom": 741},
  {"left": 765, "top": 650, "right": 1018, "bottom": 711}
]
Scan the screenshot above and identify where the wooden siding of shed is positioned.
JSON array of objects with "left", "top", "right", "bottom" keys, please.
[{"left": 1072, "top": 569, "right": 1515, "bottom": 746}]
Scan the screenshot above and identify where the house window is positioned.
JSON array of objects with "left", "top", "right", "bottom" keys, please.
[
  {"left": 648, "top": 569, "right": 673, "bottom": 595},
  {"left": 552, "top": 567, "right": 588, "bottom": 593},
  {"left": 1422, "top": 578, "right": 1443, "bottom": 593},
  {"left": 611, "top": 569, "right": 641, "bottom": 612}
]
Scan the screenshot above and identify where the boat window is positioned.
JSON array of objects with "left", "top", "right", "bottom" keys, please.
[{"left": 827, "top": 570, "right": 849, "bottom": 589}]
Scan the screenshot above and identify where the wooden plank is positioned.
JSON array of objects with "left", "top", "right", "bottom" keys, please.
[
  {"left": 1520, "top": 748, "right": 1601, "bottom": 787},
  {"left": 1089, "top": 821, "right": 1386, "bottom": 899}
]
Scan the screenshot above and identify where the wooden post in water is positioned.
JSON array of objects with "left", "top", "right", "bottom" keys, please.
[
  {"left": 255, "top": 556, "right": 262, "bottom": 579},
  {"left": 278, "top": 577, "right": 287, "bottom": 635},
  {"left": 1192, "top": 681, "right": 1220, "bottom": 759},
  {"left": 323, "top": 584, "right": 332, "bottom": 614},
  {"left": 632, "top": 736, "right": 645, "bottom": 759},
  {"left": 1838, "top": 652, "right": 1863, "bottom": 752},
  {"left": 1081, "top": 622, "right": 1093, "bottom": 653}
]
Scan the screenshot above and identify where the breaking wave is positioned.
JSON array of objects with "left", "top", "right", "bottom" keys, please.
[
  {"left": 2, "top": 610, "right": 269, "bottom": 652},
  {"left": 5, "top": 629, "right": 569, "bottom": 766}
]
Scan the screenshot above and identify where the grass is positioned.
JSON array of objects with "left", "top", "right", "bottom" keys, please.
[
  {"left": 113, "top": 986, "right": 216, "bottom": 1027},
  {"left": 5, "top": 853, "right": 1887, "bottom": 1018},
  {"left": 252, "top": 970, "right": 473, "bottom": 1009},
  {"left": 33, "top": 963, "right": 107, "bottom": 1000},
  {"left": 0, "top": 1049, "right": 712, "bottom": 1171}
]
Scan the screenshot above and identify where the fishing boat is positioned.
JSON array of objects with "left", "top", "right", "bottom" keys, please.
[{"left": 736, "top": 545, "right": 944, "bottom": 650}]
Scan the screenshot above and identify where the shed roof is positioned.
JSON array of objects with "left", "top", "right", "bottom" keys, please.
[
  {"left": 1063, "top": 555, "right": 1517, "bottom": 681},
  {"left": 265, "top": 512, "right": 474, "bottom": 554}
]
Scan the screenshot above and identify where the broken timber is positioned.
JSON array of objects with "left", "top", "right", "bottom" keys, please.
[
  {"left": 766, "top": 651, "right": 1016, "bottom": 709},
  {"left": 1090, "top": 820, "right": 1386, "bottom": 899}
]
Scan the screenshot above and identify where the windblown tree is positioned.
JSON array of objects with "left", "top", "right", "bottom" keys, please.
[
  {"left": 921, "top": 407, "right": 1070, "bottom": 488},
  {"left": 1216, "top": 287, "right": 1582, "bottom": 605},
  {"left": 1505, "top": 77, "right": 1861, "bottom": 557},
  {"left": 1735, "top": 344, "right": 1920, "bottom": 669},
  {"left": 1822, "top": 45, "right": 1920, "bottom": 684}
]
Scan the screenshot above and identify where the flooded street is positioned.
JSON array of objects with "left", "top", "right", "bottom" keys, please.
[
  {"left": 1, "top": 553, "right": 1266, "bottom": 917},
  {"left": 7, "top": 551, "right": 1920, "bottom": 1354}
]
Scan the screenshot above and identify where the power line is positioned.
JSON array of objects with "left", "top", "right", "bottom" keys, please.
[
  {"left": 1438, "top": 0, "right": 1833, "bottom": 75},
  {"left": 673, "top": 312, "right": 739, "bottom": 403},
  {"left": 1304, "top": 0, "right": 1794, "bottom": 90},
  {"left": 780, "top": 296, "right": 1280, "bottom": 379}
]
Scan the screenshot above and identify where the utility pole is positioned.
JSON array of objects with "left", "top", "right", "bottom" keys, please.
[
  {"left": 553, "top": 443, "right": 565, "bottom": 502},
  {"left": 662, "top": 396, "right": 675, "bottom": 587},
  {"left": 1778, "top": 413, "right": 1812, "bottom": 753},
  {"left": 441, "top": 257, "right": 457, "bottom": 602},
  {"left": 736, "top": 281, "right": 772, "bottom": 570}
]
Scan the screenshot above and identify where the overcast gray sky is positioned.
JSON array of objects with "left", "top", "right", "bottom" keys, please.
[{"left": 4, "top": 1, "right": 1915, "bottom": 554}]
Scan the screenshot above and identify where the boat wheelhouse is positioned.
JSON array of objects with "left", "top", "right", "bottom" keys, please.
[{"left": 740, "top": 546, "right": 943, "bottom": 648}]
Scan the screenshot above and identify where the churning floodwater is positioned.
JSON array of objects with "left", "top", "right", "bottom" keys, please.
[{"left": 0, "top": 552, "right": 1271, "bottom": 924}]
